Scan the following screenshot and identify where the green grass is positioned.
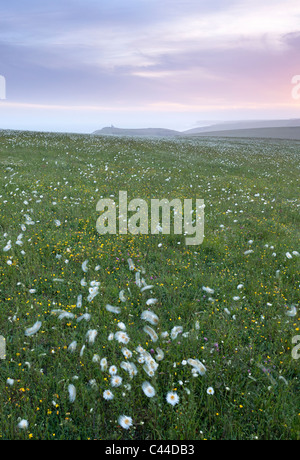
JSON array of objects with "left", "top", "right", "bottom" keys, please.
[{"left": 0, "top": 130, "right": 299, "bottom": 440}]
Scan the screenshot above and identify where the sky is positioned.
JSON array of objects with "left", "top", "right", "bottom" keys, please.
[{"left": 0, "top": 0, "right": 300, "bottom": 133}]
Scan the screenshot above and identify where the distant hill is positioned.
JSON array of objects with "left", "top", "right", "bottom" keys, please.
[
  {"left": 185, "top": 126, "right": 300, "bottom": 141},
  {"left": 181, "top": 119, "right": 300, "bottom": 135},
  {"left": 92, "top": 126, "right": 180, "bottom": 137},
  {"left": 91, "top": 120, "right": 300, "bottom": 140}
]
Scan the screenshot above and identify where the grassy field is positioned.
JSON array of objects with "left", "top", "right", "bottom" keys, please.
[{"left": 0, "top": 130, "right": 299, "bottom": 440}]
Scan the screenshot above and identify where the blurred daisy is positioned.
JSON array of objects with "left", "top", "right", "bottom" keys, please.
[
  {"left": 127, "top": 259, "right": 135, "bottom": 271},
  {"left": 76, "top": 294, "right": 82, "bottom": 308},
  {"left": 106, "top": 304, "right": 121, "bottom": 314},
  {"left": 146, "top": 298, "right": 158, "bottom": 306},
  {"left": 171, "top": 326, "right": 183, "bottom": 340},
  {"left": 121, "top": 361, "right": 138, "bottom": 378},
  {"left": 142, "top": 381, "right": 156, "bottom": 398},
  {"left": 111, "top": 375, "right": 122, "bottom": 387},
  {"left": 286, "top": 305, "right": 297, "bottom": 317},
  {"left": 87, "top": 286, "right": 99, "bottom": 302},
  {"left": 25, "top": 321, "right": 42, "bottom": 336},
  {"left": 17, "top": 419, "right": 29, "bottom": 430},
  {"left": 100, "top": 358, "right": 108, "bottom": 371},
  {"left": 187, "top": 358, "right": 207, "bottom": 376},
  {"left": 3, "top": 240, "right": 12, "bottom": 252},
  {"left": 143, "top": 325, "right": 158, "bottom": 342},
  {"left": 68, "top": 384, "right": 76, "bottom": 403},
  {"left": 161, "top": 331, "right": 169, "bottom": 339},
  {"left": 141, "top": 310, "right": 159, "bottom": 326},
  {"left": 115, "top": 331, "right": 130, "bottom": 344},
  {"left": 155, "top": 348, "right": 164, "bottom": 361},
  {"left": 81, "top": 259, "right": 89, "bottom": 272},
  {"left": 202, "top": 286, "right": 214, "bottom": 294},
  {"left": 68, "top": 341, "right": 77, "bottom": 353},
  {"left": 207, "top": 387, "right": 215, "bottom": 395},
  {"left": 119, "top": 290, "right": 127, "bottom": 302},
  {"left": 143, "top": 363, "right": 155, "bottom": 377},
  {"left": 86, "top": 329, "right": 97, "bottom": 344},
  {"left": 76, "top": 313, "right": 91, "bottom": 322},
  {"left": 121, "top": 347, "right": 132, "bottom": 359}
]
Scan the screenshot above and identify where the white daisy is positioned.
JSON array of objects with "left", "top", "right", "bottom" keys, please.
[
  {"left": 118, "top": 415, "right": 133, "bottom": 430},
  {"left": 111, "top": 375, "right": 123, "bottom": 387},
  {"left": 86, "top": 329, "right": 98, "bottom": 344},
  {"left": 166, "top": 391, "right": 179, "bottom": 406},
  {"left": 142, "top": 381, "right": 156, "bottom": 398},
  {"left": 100, "top": 358, "right": 108, "bottom": 371},
  {"left": 103, "top": 389, "right": 114, "bottom": 400},
  {"left": 115, "top": 331, "right": 130, "bottom": 344},
  {"left": 17, "top": 419, "right": 29, "bottom": 430},
  {"left": 121, "top": 347, "right": 132, "bottom": 359},
  {"left": 109, "top": 365, "right": 118, "bottom": 375}
]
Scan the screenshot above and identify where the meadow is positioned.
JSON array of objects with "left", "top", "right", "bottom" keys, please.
[{"left": 0, "top": 130, "right": 299, "bottom": 440}]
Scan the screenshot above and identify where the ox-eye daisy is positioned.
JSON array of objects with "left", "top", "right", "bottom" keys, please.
[
  {"left": 103, "top": 390, "right": 114, "bottom": 400},
  {"left": 118, "top": 415, "right": 133, "bottom": 430},
  {"left": 166, "top": 391, "right": 179, "bottom": 406},
  {"left": 109, "top": 365, "right": 118, "bottom": 375},
  {"left": 111, "top": 375, "right": 123, "bottom": 387}
]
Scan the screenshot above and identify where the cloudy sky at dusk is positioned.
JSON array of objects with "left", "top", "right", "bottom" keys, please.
[{"left": 0, "top": 0, "right": 300, "bottom": 133}]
